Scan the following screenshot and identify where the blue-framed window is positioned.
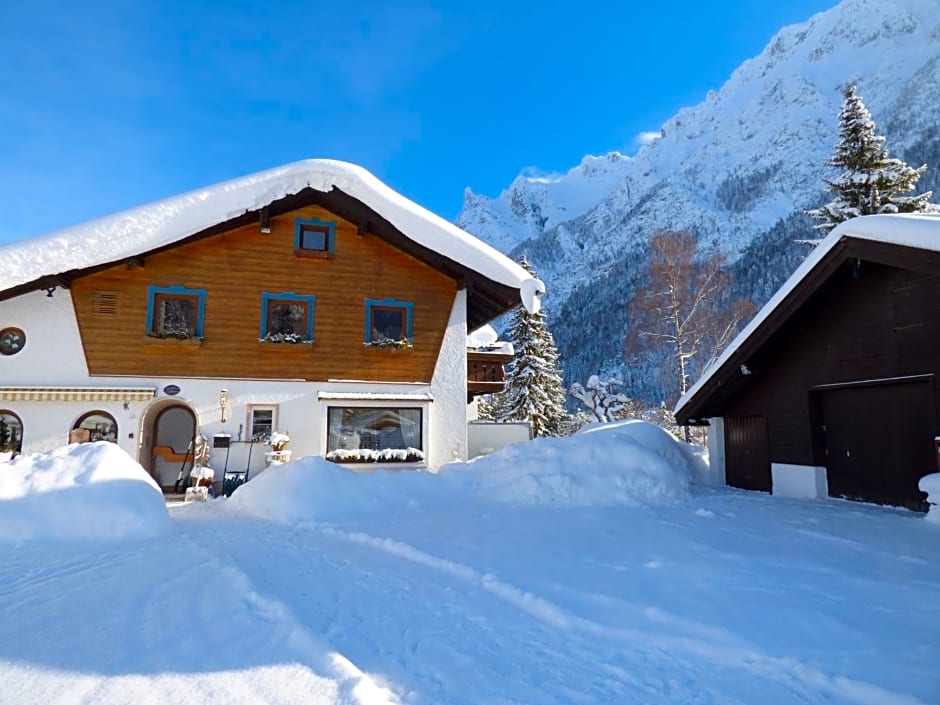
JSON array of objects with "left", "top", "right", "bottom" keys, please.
[
  {"left": 365, "top": 298, "right": 414, "bottom": 344},
  {"left": 260, "top": 292, "right": 316, "bottom": 342},
  {"left": 146, "top": 285, "right": 207, "bottom": 339},
  {"left": 294, "top": 218, "right": 335, "bottom": 253}
]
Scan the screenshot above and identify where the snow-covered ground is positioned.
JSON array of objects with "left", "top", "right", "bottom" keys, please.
[{"left": 1, "top": 428, "right": 938, "bottom": 705}]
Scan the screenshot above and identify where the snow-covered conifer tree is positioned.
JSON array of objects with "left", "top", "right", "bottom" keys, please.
[
  {"left": 808, "top": 84, "right": 937, "bottom": 236},
  {"left": 495, "top": 256, "right": 567, "bottom": 437}
]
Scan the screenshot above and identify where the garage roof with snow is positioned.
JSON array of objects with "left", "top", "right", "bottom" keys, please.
[{"left": 675, "top": 213, "right": 940, "bottom": 423}]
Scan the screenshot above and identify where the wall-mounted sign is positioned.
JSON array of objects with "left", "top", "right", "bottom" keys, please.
[{"left": 163, "top": 384, "right": 181, "bottom": 396}]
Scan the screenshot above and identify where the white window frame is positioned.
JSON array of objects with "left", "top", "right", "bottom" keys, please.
[
  {"left": 246, "top": 404, "right": 279, "bottom": 442},
  {"left": 318, "top": 398, "right": 430, "bottom": 466}
]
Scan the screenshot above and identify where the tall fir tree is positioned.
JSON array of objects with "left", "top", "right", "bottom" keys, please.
[
  {"left": 808, "top": 84, "right": 937, "bottom": 235},
  {"left": 491, "top": 256, "right": 567, "bottom": 437}
]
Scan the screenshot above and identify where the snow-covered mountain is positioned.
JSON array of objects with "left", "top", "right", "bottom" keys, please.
[{"left": 457, "top": 0, "right": 940, "bottom": 398}]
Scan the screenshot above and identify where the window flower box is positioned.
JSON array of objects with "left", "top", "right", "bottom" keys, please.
[
  {"left": 325, "top": 447, "right": 425, "bottom": 464},
  {"left": 363, "top": 339, "right": 413, "bottom": 352},
  {"left": 260, "top": 331, "right": 311, "bottom": 344},
  {"left": 142, "top": 336, "right": 203, "bottom": 347}
]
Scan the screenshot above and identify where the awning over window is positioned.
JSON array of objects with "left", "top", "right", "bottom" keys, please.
[
  {"left": 0, "top": 386, "right": 156, "bottom": 402},
  {"left": 317, "top": 392, "right": 433, "bottom": 402}
]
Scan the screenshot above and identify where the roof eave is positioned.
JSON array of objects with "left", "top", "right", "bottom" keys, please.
[
  {"left": 676, "top": 234, "right": 940, "bottom": 424},
  {"left": 0, "top": 185, "right": 525, "bottom": 326}
]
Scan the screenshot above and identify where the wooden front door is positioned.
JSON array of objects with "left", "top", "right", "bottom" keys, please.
[
  {"left": 150, "top": 405, "right": 196, "bottom": 489},
  {"left": 724, "top": 416, "right": 771, "bottom": 492},
  {"left": 817, "top": 380, "right": 934, "bottom": 510}
]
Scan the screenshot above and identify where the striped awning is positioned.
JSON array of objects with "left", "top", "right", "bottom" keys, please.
[{"left": 0, "top": 386, "right": 156, "bottom": 402}]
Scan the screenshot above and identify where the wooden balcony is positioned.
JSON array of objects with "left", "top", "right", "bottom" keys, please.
[{"left": 467, "top": 350, "right": 513, "bottom": 400}]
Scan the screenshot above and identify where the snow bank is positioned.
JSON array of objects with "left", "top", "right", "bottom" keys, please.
[
  {"left": 459, "top": 420, "right": 692, "bottom": 506},
  {"left": 918, "top": 472, "right": 940, "bottom": 523},
  {"left": 0, "top": 442, "right": 169, "bottom": 542},
  {"left": 578, "top": 419, "right": 709, "bottom": 482},
  {"left": 228, "top": 421, "right": 692, "bottom": 526},
  {"left": 226, "top": 456, "right": 438, "bottom": 524}
]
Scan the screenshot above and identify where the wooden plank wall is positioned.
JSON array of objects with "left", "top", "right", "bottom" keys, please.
[
  {"left": 70, "top": 205, "right": 457, "bottom": 382},
  {"left": 723, "top": 263, "right": 940, "bottom": 466}
]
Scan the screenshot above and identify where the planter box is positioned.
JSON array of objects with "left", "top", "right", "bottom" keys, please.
[
  {"left": 264, "top": 450, "right": 292, "bottom": 465},
  {"left": 143, "top": 336, "right": 203, "bottom": 347}
]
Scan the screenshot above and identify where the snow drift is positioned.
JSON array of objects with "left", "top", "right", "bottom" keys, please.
[
  {"left": 0, "top": 442, "right": 170, "bottom": 542},
  {"left": 461, "top": 420, "right": 693, "bottom": 507},
  {"left": 226, "top": 456, "right": 439, "bottom": 525},
  {"left": 227, "top": 421, "right": 692, "bottom": 526}
]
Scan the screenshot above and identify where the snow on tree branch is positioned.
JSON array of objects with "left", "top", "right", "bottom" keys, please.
[{"left": 569, "top": 375, "right": 634, "bottom": 423}]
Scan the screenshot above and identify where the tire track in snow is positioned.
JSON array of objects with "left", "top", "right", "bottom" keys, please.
[
  {"left": 315, "top": 525, "right": 928, "bottom": 705},
  {"left": 177, "top": 525, "right": 401, "bottom": 705}
]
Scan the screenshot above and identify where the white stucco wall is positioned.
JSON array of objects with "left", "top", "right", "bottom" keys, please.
[
  {"left": 704, "top": 417, "right": 726, "bottom": 486},
  {"left": 1, "top": 288, "right": 468, "bottom": 475},
  {"left": 771, "top": 463, "right": 829, "bottom": 500},
  {"left": 428, "top": 288, "right": 469, "bottom": 466},
  {"left": 1, "top": 290, "right": 90, "bottom": 381}
]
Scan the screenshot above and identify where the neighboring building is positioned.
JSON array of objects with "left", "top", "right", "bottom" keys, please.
[
  {"left": 675, "top": 214, "right": 940, "bottom": 510},
  {"left": 0, "top": 160, "right": 543, "bottom": 488}
]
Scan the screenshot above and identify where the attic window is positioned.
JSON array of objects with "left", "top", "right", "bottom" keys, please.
[
  {"left": 294, "top": 218, "right": 335, "bottom": 259},
  {"left": 91, "top": 290, "right": 119, "bottom": 318}
]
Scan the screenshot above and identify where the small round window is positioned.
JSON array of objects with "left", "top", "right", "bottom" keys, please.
[{"left": 0, "top": 327, "right": 25, "bottom": 356}]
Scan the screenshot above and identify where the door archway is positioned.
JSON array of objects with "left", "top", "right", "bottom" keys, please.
[{"left": 140, "top": 401, "right": 196, "bottom": 490}]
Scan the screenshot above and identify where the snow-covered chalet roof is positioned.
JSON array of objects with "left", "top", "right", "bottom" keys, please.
[
  {"left": 0, "top": 159, "right": 542, "bottom": 324},
  {"left": 675, "top": 213, "right": 940, "bottom": 420}
]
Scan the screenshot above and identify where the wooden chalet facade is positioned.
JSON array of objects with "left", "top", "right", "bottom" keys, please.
[
  {"left": 0, "top": 161, "right": 540, "bottom": 488},
  {"left": 676, "top": 214, "right": 940, "bottom": 511}
]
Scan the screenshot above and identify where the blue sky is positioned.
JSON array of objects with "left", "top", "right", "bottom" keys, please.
[{"left": 0, "top": 0, "right": 835, "bottom": 245}]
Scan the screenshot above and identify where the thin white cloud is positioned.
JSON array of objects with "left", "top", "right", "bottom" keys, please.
[{"left": 635, "top": 131, "right": 661, "bottom": 145}]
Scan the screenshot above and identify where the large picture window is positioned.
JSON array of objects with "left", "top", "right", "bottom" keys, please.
[
  {"left": 364, "top": 299, "right": 414, "bottom": 347},
  {"left": 0, "top": 410, "right": 23, "bottom": 457},
  {"left": 147, "top": 285, "right": 206, "bottom": 339},
  {"left": 260, "top": 293, "right": 315, "bottom": 342},
  {"left": 326, "top": 407, "right": 424, "bottom": 463}
]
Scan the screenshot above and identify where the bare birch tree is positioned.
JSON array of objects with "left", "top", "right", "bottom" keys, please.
[{"left": 626, "top": 231, "right": 755, "bottom": 414}]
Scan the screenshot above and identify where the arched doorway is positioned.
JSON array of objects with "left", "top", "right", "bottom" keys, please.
[
  {"left": 0, "top": 410, "right": 23, "bottom": 457},
  {"left": 70, "top": 410, "right": 118, "bottom": 444},
  {"left": 140, "top": 401, "right": 196, "bottom": 490}
]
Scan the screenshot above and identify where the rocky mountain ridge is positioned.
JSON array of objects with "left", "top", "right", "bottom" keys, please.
[{"left": 457, "top": 0, "right": 940, "bottom": 399}]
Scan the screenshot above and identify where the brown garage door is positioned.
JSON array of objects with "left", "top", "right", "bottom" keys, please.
[
  {"left": 816, "top": 379, "right": 935, "bottom": 510},
  {"left": 724, "top": 416, "right": 771, "bottom": 492}
]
